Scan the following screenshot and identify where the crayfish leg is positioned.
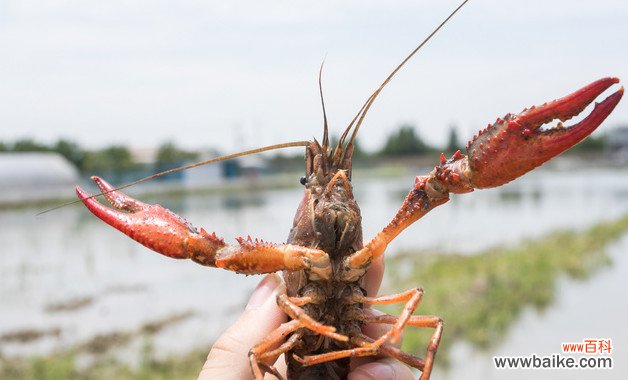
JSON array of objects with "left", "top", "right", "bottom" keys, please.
[{"left": 248, "top": 320, "right": 302, "bottom": 380}]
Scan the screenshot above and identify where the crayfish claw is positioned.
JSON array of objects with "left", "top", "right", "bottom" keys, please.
[
  {"left": 90, "top": 176, "right": 149, "bottom": 212},
  {"left": 515, "top": 77, "right": 620, "bottom": 128},
  {"left": 76, "top": 184, "right": 137, "bottom": 233},
  {"left": 76, "top": 177, "right": 199, "bottom": 259},
  {"left": 466, "top": 77, "right": 623, "bottom": 189}
]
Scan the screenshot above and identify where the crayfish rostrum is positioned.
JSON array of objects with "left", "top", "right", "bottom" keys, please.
[{"left": 74, "top": 5, "right": 624, "bottom": 380}]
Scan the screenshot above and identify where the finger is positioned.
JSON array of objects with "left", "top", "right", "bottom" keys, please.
[
  {"left": 362, "top": 310, "right": 404, "bottom": 349},
  {"left": 353, "top": 258, "right": 390, "bottom": 371},
  {"left": 349, "top": 357, "right": 415, "bottom": 380},
  {"left": 199, "top": 273, "right": 287, "bottom": 380},
  {"left": 362, "top": 254, "right": 384, "bottom": 297},
  {"left": 351, "top": 310, "right": 405, "bottom": 370},
  {"left": 271, "top": 353, "right": 288, "bottom": 379},
  {"left": 350, "top": 320, "right": 391, "bottom": 371}
]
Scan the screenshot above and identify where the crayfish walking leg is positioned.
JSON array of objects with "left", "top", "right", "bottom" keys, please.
[{"left": 293, "top": 288, "right": 442, "bottom": 379}]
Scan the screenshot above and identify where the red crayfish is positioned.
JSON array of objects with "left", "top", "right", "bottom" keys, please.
[{"left": 74, "top": 2, "right": 623, "bottom": 378}]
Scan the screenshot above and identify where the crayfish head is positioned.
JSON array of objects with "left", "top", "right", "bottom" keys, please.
[
  {"left": 304, "top": 138, "right": 353, "bottom": 185},
  {"left": 287, "top": 139, "right": 363, "bottom": 262}
]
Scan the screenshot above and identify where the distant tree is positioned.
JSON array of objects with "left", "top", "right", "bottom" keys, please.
[
  {"left": 445, "top": 125, "right": 461, "bottom": 154},
  {"left": 349, "top": 137, "right": 368, "bottom": 159},
  {"left": 570, "top": 135, "right": 606, "bottom": 152},
  {"left": 105, "top": 146, "right": 135, "bottom": 171},
  {"left": 53, "top": 139, "right": 86, "bottom": 169},
  {"left": 266, "top": 148, "right": 305, "bottom": 174},
  {"left": 12, "top": 138, "right": 49, "bottom": 152},
  {"left": 83, "top": 145, "right": 135, "bottom": 174},
  {"left": 155, "top": 142, "right": 199, "bottom": 169},
  {"left": 379, "top": 124, "right": 432, "bottom": 156},
  {"left": 0, "top": 141, "right": 8, "bottom": 152},
  {"left": 329, "top": 135, "right": 340, "bottom": 151}
]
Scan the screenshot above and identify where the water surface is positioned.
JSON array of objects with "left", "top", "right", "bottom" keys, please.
[{"left": 1, "top": 166, "right": 627, "bottom": 377}]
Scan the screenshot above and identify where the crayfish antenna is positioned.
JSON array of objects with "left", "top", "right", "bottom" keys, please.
[
  {"left": 342, "top": 0, "right": 471, "bottom": 160},
  {"left": 37, "top": 140, "right": 310, "bottom": 216}
]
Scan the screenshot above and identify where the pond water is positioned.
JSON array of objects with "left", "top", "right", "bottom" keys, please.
[{"left": 1, "top": 164, "right": 627, "bottom": 378}]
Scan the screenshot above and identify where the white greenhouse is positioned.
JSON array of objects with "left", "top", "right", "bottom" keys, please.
[{"left": 0, "top": 152, "right": 79, "bottom": 205}]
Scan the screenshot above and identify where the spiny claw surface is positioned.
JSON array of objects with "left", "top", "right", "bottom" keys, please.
[
  {"left": 466, "top": 77, "right": 623, "bottom": 188},
  {"left": 76, "top": 176, "right": 221, "bottom": 260}
]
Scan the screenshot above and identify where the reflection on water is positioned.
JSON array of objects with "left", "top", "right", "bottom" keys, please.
[{"left": 1, "top": 166, "right": 628, "bottom": 377}]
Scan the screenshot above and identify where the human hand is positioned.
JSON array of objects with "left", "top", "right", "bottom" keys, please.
[{"left": 198, "top": 256, "right": 414, "bottom": 379}]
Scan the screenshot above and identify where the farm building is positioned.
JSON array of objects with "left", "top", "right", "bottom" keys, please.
[{"left": 0, "top": 152, "right": 79, "bottom": 205}]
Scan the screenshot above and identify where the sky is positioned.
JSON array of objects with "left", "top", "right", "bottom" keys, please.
[{"left": 1, "top": 0, "right": 627, "bottom": 154}]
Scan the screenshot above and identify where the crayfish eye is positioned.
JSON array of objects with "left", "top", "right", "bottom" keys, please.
[{"left": 299, "top": 176, "right": 307, "bottom": 186}]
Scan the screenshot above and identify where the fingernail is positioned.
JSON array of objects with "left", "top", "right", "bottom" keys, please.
[
  {"left": 368, "top": 308, "right": 385, "bottom": 317},
  {"left": 245, "top": 274, "right": 280, "bottom": 310},
  {"left": 349, "top": 360, "right": 395, "bottom": 380}
]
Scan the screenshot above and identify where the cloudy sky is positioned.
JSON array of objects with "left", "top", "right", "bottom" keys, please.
[{"left": 1, "top": 0, "right": 627, "bottom": 153}]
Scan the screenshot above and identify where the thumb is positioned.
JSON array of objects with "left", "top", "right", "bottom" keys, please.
[
  {"left": 350, "top": 357, "right": 415, "bottom": 380},
  {"left": 199, "top": 273, "right": 287, "bottom": 380}
]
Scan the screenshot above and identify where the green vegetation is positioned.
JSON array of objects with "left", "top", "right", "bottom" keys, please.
[
  {"left": 569, "top": 135, "right": 607, "bottom": 152},
  {"left": 82, "top": 145, "right": 135, "bottom": 174},
  {"left": 155, "top": 142, "right": 199, "bottom": 170},
  {"left": 0, "top": 346, "right": 207, "bottom": 380},
  {"left": 0, "top": 124, "right": 611, "bottom": 179},
  {"left": 0, "top": 312, "right": 199, "bottom": 380},
  {"left": 444, "top": 125, "right": 461, "bottom": 155},
  {"left": 379, "top": 124, "right": 436, "bottom": 156},
  {"left": 0, "top": 138, "right": 197, "bottom": 177},
  {"left": 383, "top": 215, "right": 628, "bottom": 364},
  {"left": 52, "top": 139, "right": 87, "bottom": 169}
]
